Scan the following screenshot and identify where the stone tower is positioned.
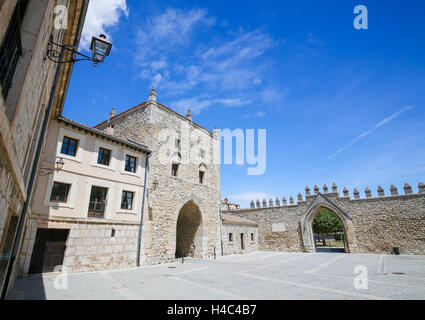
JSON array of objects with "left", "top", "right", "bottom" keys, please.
[{"left": 94, "top": 89, "right": 221, "bottom": 264}]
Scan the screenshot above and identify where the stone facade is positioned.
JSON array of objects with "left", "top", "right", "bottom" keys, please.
[
  {"left": 221, "top": 214, "right": 258, "bottom": 255},
  {"left": 95, "top": 89, "right": 221, "bottom": 264},
  {"left": 0, "top": 0, "right": 87, "bottom": 294},
  {"left": 225, "top": 183, "right": 425, "bottom": 255},
  {"left": 18, "top": 117, "right": 150, "bottom": 275}
]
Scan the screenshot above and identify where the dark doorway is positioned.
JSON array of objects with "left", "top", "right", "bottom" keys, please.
[
  {"left": 240, "top": 233, "right": 245, "bottom": 250},
  {"left": 175, "top": 201, "right": 202, "bottom": 258},
  {"left": 29, "top": 229, "right": 69, "bottom": 274}
]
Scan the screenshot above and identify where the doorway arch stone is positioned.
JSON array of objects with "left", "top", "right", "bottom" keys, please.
[
  {"left": 300, "top": 194, "right": 358, "bottom": 253},
  {"left": 174, "top": 200, "right": 203, "bottom": 258}
]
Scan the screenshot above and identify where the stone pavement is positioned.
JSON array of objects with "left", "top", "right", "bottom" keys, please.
[{"left": 8, "top": 251, "right": 425, "bottom": 300}]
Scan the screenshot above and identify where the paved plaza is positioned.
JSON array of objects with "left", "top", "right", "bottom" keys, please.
[{"left": 8, "top": 251, "right": 425, "bottom": 300}]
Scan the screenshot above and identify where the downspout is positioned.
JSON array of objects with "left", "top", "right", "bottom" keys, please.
[
  {"left": 219, "top": 207, "right": 224, "bottom": 256},
  {"left": 137, "top": 152, "right": 152, "bottom": 267},
  {"left": 0, "top": 0, "right": 89, "bottom": 299}
]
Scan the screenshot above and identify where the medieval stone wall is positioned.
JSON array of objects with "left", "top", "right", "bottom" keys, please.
[
  {"left": 225, "top": 183, "right": 425, "bottom": 255},
  {"left": 95, "top": 92, "right": 221, "bottom": 264}
]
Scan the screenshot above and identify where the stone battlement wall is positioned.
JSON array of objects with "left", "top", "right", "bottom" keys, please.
[{"left": 224, "top": 182, "right": 425, "bottom": 255}]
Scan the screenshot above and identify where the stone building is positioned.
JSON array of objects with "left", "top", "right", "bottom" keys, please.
[
  {"left": 0, "top": 0, "right": 88, "bottom": 295},
  {"left": 94, "top": 89, "right": 221, "bottom": 264},
  {"left": 223, "top": 183, "right": 425, "bottom": 255},
  {"left": 18, "top": 116, "right": 151, "bottom": 275},
  {"left": 220, "top": 198, "right": 240, "bottom": 211},
  {"left": 221, "top": 213, "right": 258, "bottom": 255}
]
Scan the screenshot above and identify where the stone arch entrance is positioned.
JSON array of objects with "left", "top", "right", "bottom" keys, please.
[
  {"left": 300, "top": 195, "right": 358, "bottom": 253},
  {"left": 175, "top": 201, "right": 203, "bottom": 258}
]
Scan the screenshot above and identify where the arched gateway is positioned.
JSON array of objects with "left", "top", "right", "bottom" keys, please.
[
  {"left": 175, "top": 201, "right": 203, "bottom": 258},
  {"left": 300, "top": 194, "right": 358, "bottom": 253}
]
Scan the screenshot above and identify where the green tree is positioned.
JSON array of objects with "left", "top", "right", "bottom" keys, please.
[{"left": 313, "top": 208, "right": 343, "bottom": 246}]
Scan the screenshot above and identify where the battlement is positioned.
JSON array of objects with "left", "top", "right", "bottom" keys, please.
[{"left": 247, "top": 182, "right": 425, "bottom": 209}]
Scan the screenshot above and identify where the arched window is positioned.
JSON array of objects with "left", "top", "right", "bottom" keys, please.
[{"left": 199, "top": 163, "right": 207, "bottom": 184}]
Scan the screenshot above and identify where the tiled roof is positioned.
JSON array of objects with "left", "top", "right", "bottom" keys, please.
[
  {"left": 57, "top": 116, "right": 151, "bottom": 154},
  {"left": 221, "top": 213, "right": 258, "bottom": 226}
]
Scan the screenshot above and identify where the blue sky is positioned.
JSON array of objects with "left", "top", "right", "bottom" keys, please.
[{"left": 64, "top": 0, "right": 425, "bottom": 207}]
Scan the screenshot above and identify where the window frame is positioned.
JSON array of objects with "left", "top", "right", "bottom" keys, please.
[
  {"left": 124, "top": 154, "right": 137, "bottom": 173},
  {"left": 60, "top": 136, "right": 79, "bottom": 157},
  {"left": 229, "top": 233, "right": 234, "bottom": 243},
  {"left": 120, "top": 190, "right": 134, "bottom": 210},
  {"left": 49, "top": 182, "right": 70, "bottom": 203},
  {"left": 171, "top": 163, "right": 179, "bottom": 177},
  {"left": 97, "top": 147, "right": 111, "bottom": 166}
]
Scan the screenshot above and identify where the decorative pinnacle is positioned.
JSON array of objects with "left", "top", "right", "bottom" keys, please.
[
  {"left": 149, "top": 86, "right": 157, "bottom": 102},
  {"left": 332, "top": 183, "right": 338, "bottom": 193},
  {"left": 109, "top": 106, "right": 116, "bottom": 119},
  {"left": 305, "top": 186, "right": 311, "bottom": 196},
  {"left": 403, "top": 183, "right": 413, "bottom": 195},
  {"left": 377, "top": 186, "right": 385, "bottom": 197},
  {"left": 186, "top": 108, "right": 193, "bottom": 121}
]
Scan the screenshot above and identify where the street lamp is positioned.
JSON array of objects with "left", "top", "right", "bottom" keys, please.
[
  {"left": 90, "top": 34, "right": 112, "bottom": 63},
  {"left": 46, "top": 34, "right": 113, "bottom": 66},
  {"left": 152, "top": 177, "right": 159, "bottom": 191},
  {"left": 39, "top": 158, "right": 65, "bottom": 176}
]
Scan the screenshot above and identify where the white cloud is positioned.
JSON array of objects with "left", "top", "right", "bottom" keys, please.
[
  {"left": 133, "top": 8, "right": 279, "bottom": 114},
  {"left": 80, "top": 0, "right": 129, "bottom": 49}
]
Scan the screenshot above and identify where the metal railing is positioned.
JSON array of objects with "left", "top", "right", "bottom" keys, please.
[{"left": 88, "top": 200, "right": 106, "bottom": 218}]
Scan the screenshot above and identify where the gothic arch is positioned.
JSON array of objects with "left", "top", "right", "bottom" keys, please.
[
  {"left": 300, "top": 194, "right": 358, "bottom": 253},
  {"left": 172, "top": 198, "right": 205, "bottom": 258}
]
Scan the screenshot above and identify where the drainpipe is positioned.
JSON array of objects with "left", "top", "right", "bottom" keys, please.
[
  {"left": 136, "top": 152, "right": 152, "bottom": 267},
  {"left": 0, "top": 0, "right": 89, "bottom": 300},
  {"left": 219, "top": 207, "right": 224, "bottom": 256}
]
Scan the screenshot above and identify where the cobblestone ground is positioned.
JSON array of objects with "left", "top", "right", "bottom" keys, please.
[{"left": 8, "top": 252, "right": 425, "bottom": 300}]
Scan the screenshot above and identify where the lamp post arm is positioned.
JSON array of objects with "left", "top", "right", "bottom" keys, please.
[{"left": 46, "top": 39, "right": 97, "bottom": 64}]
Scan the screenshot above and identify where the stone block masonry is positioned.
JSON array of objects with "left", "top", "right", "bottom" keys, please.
[{"left": 227, "top": 183, "right": 425, "bottom": 255}]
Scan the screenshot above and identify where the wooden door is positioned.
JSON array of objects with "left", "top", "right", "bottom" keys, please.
[
  {"left": 29, "top": 229, "right": 69, "bottom": 274},
  {"left": 240, "top": 233, "right": 245, "bottom": 250}
]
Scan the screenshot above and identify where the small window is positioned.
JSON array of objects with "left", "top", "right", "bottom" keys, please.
[
  {"left": 60, "top": 136, "right": 78, "bottom": 157},
  {"left": 121, "top": 191, "right": 134, "bottom": 210},
  {"left": 229, "top": 233, "right": 233, "bottom": 242},
  {"left": 175, "top": 139, "right": 181, "bottom": 148},
  {"left": 50, "top": 182, "right": 70, "bottom": 203},
  {"left": 97, "top": 147, "right": 111, "bottom": 166},
  {"left": 200, "top": 149, "right": 205, "bottom": 159},
  {"left": 199, "top": 171, "right": 205, "bottom": 184},
  {"left": 251, "top": 233, "right": 254, "bottom": 241},
  {"left": 172, "top": 163, "right": 179, "bottom": 177},
  {"left": 111, "top": 229, "right": 116, "bottom": 238},
  {"left": 125, "top": 155, "right": 137, "bottom": 173}
]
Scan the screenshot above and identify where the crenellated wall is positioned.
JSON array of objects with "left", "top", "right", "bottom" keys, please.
[{"left": 224, "top": 182, "right": 425, "bottom": 255}]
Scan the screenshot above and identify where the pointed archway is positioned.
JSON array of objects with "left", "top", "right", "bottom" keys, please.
[
  {"left": 175, "top": 201, "right": 203, "bottom": 258},
  {"left": 300, "top": 194, "right": 358, "bottom": 253}
]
